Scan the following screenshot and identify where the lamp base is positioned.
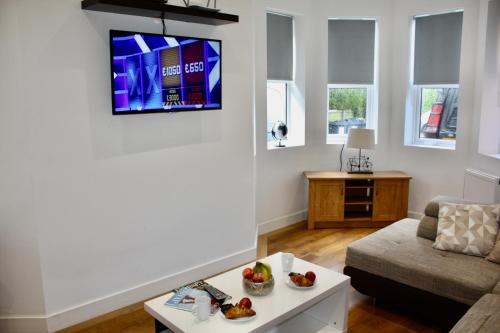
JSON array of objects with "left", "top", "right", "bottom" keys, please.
[{"left": 347, "top": 171, "right": 374, "bottom": 174}]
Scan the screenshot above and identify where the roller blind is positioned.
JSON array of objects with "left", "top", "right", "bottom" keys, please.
[
  {"left": 328, "top": 20, "right": 375, "bottom": 84},
  {"left": 414, "top": 12, "right": 463, "bottom": 85},
  {"left": 267, "top": 13, "right": 294, "bottom": 81}
]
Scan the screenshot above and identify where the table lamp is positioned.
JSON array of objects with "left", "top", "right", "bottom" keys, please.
[{"left": 346, "top": 128, "right": 375, "bottom": 174}]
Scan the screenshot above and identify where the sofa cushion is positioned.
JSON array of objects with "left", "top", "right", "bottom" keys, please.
[
  {"left": 433, "top": 203, "right": 500, "bottom": 257},
  {"left": 417, "top": 216, "right": 438, "bottom": 241},
  {"left": 487, "top": 232, "right": 500, "bottom": 264},
  {"left": 450, "top": 294, "right": 500, "bottom": 333},
  {"left": 345, "top": 218, "right": 500, "bottom": 305},
  {"left": 425, "top": 196, "right": 480, "bottom": 218},
  {"left": 492, "top": 281, "right": 500, "bottom": 295}
]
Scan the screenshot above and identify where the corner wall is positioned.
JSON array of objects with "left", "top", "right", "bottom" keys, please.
[
  {"left": 254, "top": 0, "right": 395, "bottom": 230},
  {"left": 255, "top": 0, "right": 500, "bottom": 230},
  {"left": 469, "top": 0, "right": 500, "bottom": 171},
  {"left": 0, "top": 1, "right": 47, "bottom": 332},
  {"left": 388, "top": 0, "right": 500, "bottom": 212}
]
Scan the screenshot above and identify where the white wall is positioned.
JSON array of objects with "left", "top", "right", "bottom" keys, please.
[
  {"left": 477, "top": 0, "right": 500, "bottom": 157},
  {"left": 474, "top": 0, "right": 500, "bottom": 162},
  {"left": 254, "top": 0, "right": 313, "bottom": 232},
  {"left": 467, "top": 0, "right": 500, "bottom": 188},
  {"left": 255, "top": 0, "right": 500, "bottom": 230},
  {"left": 0, "top": 1, "right": 47, "bottom": 331},
  {"left": 0, "top": 0, "right": 256, "bottom": 331}
]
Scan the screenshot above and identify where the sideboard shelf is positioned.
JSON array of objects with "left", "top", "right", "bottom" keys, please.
[
  {"left": 345, "top": 185, "right": 374, "bottom": 189},
  {"left": 304, "top": 171, "right": 411, "bottom": 229},
  {"left": 345, "top": 201, "right": 373, "bottom": 205},
  {"left": 81, "top": 0, "right": 239, "bottom": 25}
]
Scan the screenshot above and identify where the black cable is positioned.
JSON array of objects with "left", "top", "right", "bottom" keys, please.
[
  {"left": 339, "top": 144, "right": 345, "bottom": 172},
  {"left": 161, "top": 14, "right": 167, "bottom": 35}
]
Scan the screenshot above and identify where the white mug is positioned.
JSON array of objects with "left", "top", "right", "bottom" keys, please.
[
  {"left": 192, "top": 295, "right": 211, "bottom": 321},
  {"left": 281, "top": 252, "right": 295, "bottom": 272}
]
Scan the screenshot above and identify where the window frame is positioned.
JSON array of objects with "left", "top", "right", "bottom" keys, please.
[
  {"left": 326, "top": 83, "right": 375, "bottom": 144},
  {"left": 411, "top": 84, "right": 459, "bottom": 149},
  {"left": 266, "top": 11, "right": 301, "bottom": 150},
  {"left": 266, "top": 79, "right": 292, "bottom": 145},
  {"left": 326, "top": 17, "right": 379, "bottom": 145},
  {"left": 405, "top": 11, "right": 463, "bottom": 150}
]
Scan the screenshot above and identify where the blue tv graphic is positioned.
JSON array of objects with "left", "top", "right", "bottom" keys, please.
[{"left": 111, "top": 31, "right": 222, "bottom": 114}]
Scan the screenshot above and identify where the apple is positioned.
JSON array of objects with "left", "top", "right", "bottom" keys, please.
[
  {"left": 305, "top": 271, "right": 316, "bottom": 283},
  {"left": 242, "top": 267, "right": 254, "bottom": 280},
  {"left": 239, "top": 297, "right": 252, "bottom": 309},
  {"left": 252, "top": 272, "right": 264, "bottom": 283}
]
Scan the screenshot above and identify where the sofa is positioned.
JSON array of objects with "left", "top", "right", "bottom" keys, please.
[
  {"left": 450, "top": 294, "right": 500, "bottom": 333},
  {"left": 344, "top": 196, "right": 500, "bottom": 331}
]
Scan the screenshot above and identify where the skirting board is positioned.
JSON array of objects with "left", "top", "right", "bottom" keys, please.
[
  {"left": 48, "top": 246, "right": 256, "bottom": 332},
  {"left": 258, "top": 210, "right": 421, "bottom": 235},
  {"left": 408, "top": 211, "right": 424, "bottom": 220},
  {"left": 257, "top": 210, "right": 307, "bottom": 235},
  {"left": 3, "top": 247, "right": 256, "bottom": 333},
  {"left": 0, "top": 316, "right": 47, "bottom": 333}
]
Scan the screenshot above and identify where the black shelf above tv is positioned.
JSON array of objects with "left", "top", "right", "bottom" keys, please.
[{"left": 81, "top": 0, "right": 239, "bottom": 26}]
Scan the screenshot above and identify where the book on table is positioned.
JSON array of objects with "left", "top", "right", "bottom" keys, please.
[{"left": 165, "top": 280, "right": 231, "bottom": 315}]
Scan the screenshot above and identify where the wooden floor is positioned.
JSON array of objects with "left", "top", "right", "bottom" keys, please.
[{"left": 58, "top": 224, "right": 443, "bottom": 333}]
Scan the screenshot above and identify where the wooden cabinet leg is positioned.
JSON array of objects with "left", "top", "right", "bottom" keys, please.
[{"left": 308, "top": 215, "right": 315, "bottom": 230}]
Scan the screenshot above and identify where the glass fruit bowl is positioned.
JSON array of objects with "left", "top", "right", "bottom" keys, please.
[{"left": 242, "top": 275, "right": 275, "bottom": 296}]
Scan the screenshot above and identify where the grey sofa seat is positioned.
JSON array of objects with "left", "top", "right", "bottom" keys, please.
[
  {"left": 345, "top": 218, "right": 500, "bottom": 305},
  {"left": 450, "top": 294, "right": 500, "bottom": 333}
]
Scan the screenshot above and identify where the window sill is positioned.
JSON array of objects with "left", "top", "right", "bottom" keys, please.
[
  {"left": 405, "top": 142, "right": 456, "bottom": 151},
  {"left": 327, "top": 136, "right": 347, "bottom": 145},
  {"left": 267, "top": 141, "right": 304, "bottom": 151},
  {"left": 479, "top": 152, "right": 500, "bottom": 160}
]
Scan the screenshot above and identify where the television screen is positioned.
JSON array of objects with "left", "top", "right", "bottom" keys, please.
[{"left": 110, "top": 30, "right": 222, "bottom": 114}]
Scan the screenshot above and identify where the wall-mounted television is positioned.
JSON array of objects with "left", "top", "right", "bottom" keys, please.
[{"left": 110, "top": 30, "right": 222, "bottom": 115}]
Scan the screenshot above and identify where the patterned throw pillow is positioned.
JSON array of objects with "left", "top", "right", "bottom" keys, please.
[{"left": 433, "top": 203, "right": 500, "bottom": 257}]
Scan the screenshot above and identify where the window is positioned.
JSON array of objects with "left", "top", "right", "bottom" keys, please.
[
  {"left": 327, "top": 19, "right": 377, "bottom": 143},
  {"left": 415, "top": 86, "right": 459, "bottom": 140},
  {"left": 406, "top": 11, "right": 463, "bottom": 148},
  {"left": 328, "top": 85, "right": 372, "bottom": 136},
  {"left": 267, "top": 13, "right": 294, "bottom": 149},
  {"left": 267, "top": 81, "right": 289, "bottom": 143}
]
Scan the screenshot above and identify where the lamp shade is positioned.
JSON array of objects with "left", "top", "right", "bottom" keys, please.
[{"left": 346, "top": 128, "right": 375, "bottom": 149}]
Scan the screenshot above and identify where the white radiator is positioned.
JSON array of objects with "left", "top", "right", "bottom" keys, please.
[{"left": 463, "top": 168, "right": 500, "bottom": 203}]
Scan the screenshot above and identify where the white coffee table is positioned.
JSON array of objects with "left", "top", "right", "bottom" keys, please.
[{"left": 144, "top": 252, "right": 350, "bottom": 333}]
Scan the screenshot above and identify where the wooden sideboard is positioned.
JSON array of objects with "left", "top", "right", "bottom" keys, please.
[{"left": 304, "top": 171, "right": 411, "bottom": 229}]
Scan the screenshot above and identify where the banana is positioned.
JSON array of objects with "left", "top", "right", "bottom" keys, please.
[
  {"left": 253, "top": 262, "right": 272, "bottom": 281},
  {"left": 262, "top": 263, "right": 272, "bottom": 275}
]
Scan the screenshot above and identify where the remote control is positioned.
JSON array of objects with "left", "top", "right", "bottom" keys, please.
[{"left": 204, "top": 285, "right": 229, "bottom": 304}]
